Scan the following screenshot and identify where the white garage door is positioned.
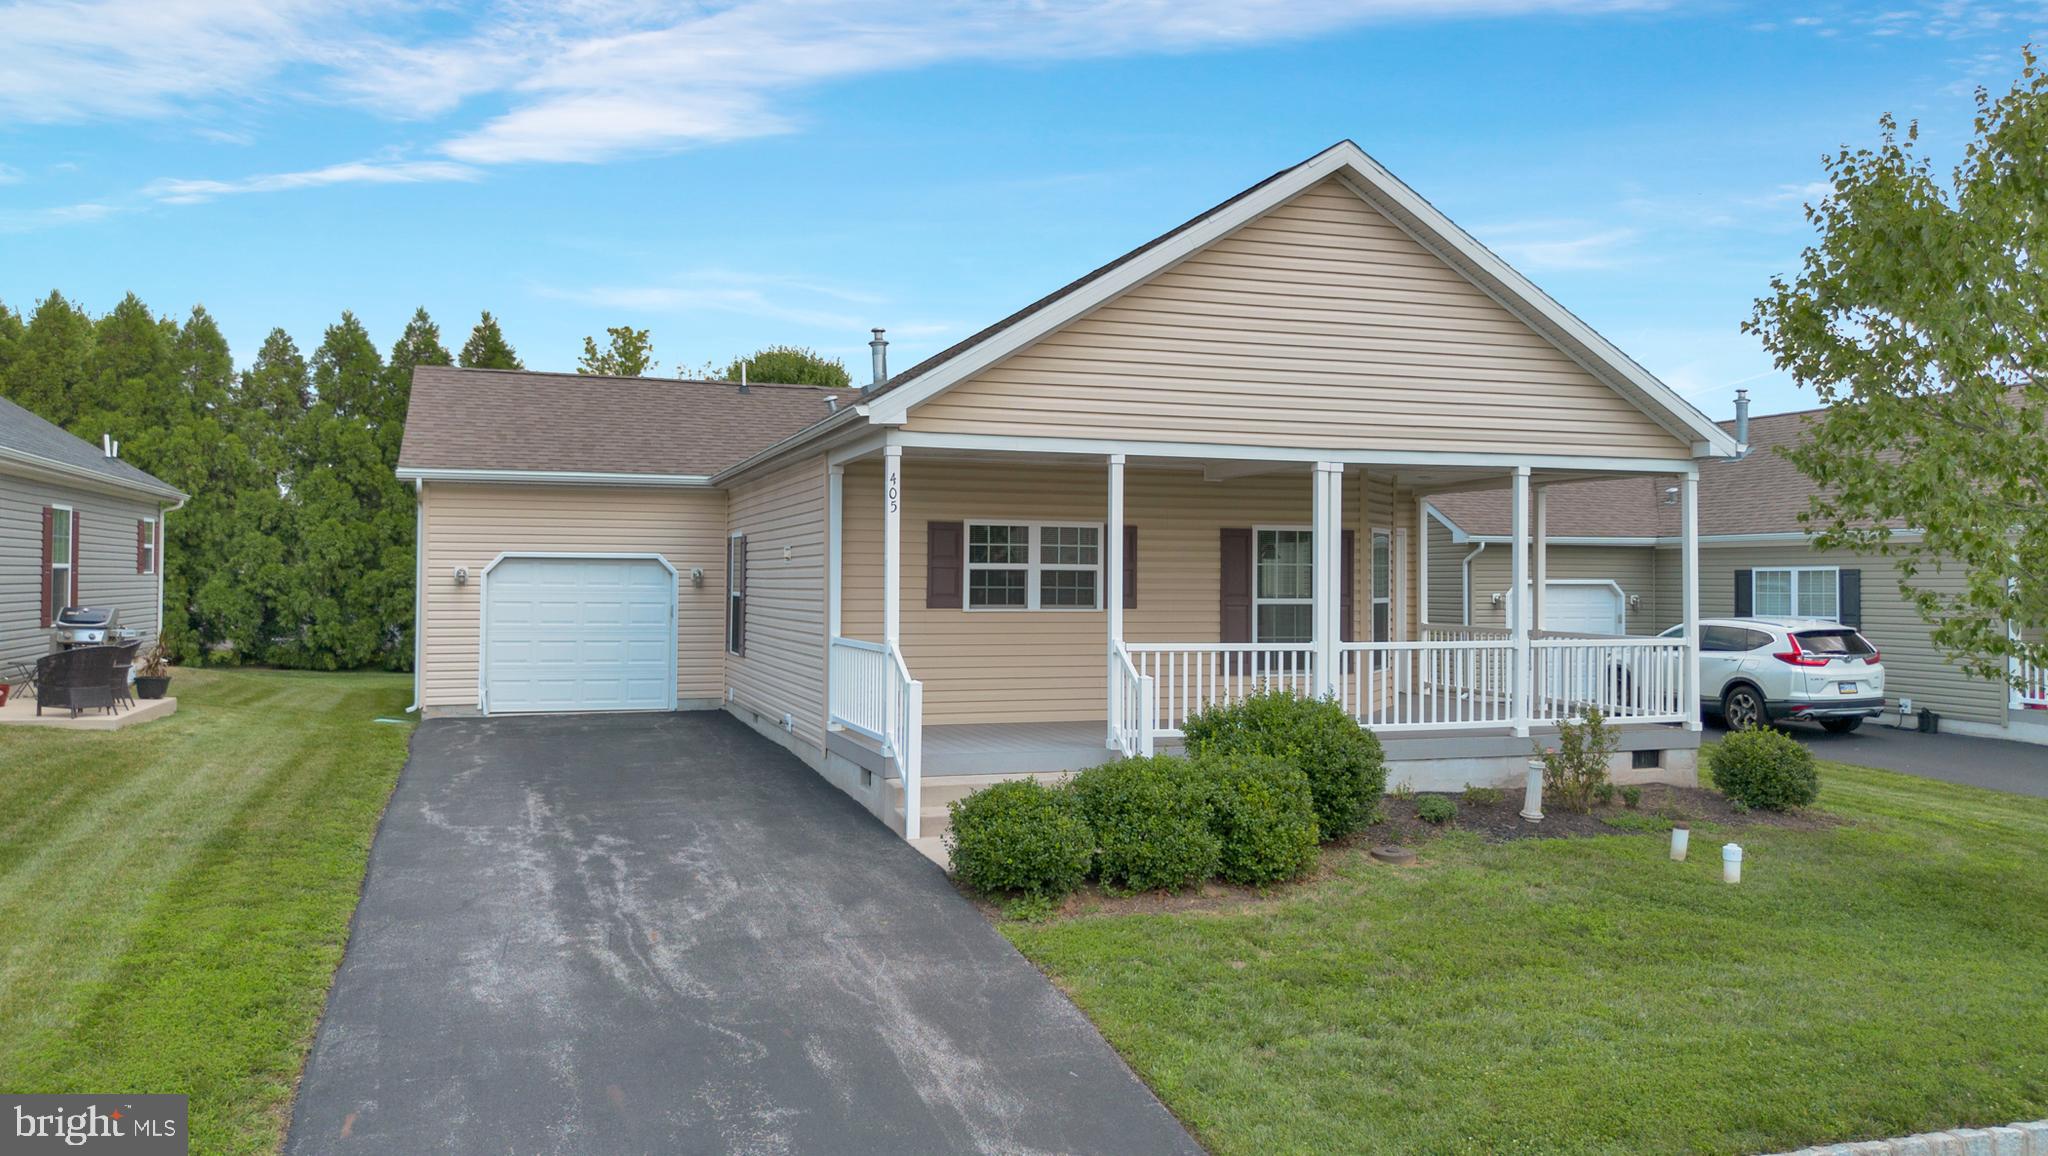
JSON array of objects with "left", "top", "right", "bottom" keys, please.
[
  {"left": 483, "top": 556, "right": 676, "bottom": 714},
  {"left": 1540, "top": 582, "right": 1625, "bottom": 636}
]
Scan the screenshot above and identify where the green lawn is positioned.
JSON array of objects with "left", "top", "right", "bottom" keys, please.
[
  {"left": 1006, "top": 762, "right": 2048, "bottom": 1155},
  {"left": 0, "top": 667, "right": 412, "bottom": 1155}
]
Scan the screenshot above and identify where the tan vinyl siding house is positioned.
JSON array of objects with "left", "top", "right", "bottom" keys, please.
[{"left": 402, "top": 142, "right": 1748, "bottom": 845}]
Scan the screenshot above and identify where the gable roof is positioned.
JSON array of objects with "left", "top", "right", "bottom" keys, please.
[
  {"left": 397, "top": 366, "right": 841, "bottom": 480},
  {"left": 1427, "top": 407, "right": 1864, "bottom": 541},
  {"left": 0, "top": 394, "right": 184, "bottom": 500},
  {"left": 859, "top": 141, "right": 1741, "bottom": 459}
]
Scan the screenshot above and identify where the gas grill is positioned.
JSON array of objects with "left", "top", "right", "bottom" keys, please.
[{"left": 53, "top": 607, "right": 131, "bottom": 649}]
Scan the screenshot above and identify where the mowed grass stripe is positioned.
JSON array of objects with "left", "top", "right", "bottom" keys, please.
[{"left": 0, "top": 668, "right": 412, "bottom": 1156}]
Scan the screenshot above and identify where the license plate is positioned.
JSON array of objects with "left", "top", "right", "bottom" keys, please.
[{"left": 1838, "top": 682, "right": 1858, "bottom": 694}]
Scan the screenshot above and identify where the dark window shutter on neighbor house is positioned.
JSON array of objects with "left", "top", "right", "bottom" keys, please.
[
  {"left": 137, "top": 520, "right": 146, "bottom": 574},
  {"left": 1220, "top": 528, "right": 1252, "bottom": 642},
  {"left": 1123, "top": 525, "right": 1137, "bottom": 610},
  {"left": 39, "top": 507, "right": 53, "bottom": 628},
  {"left": 1341, "top": 528, "right": 1357, "bottom": 642},
  {"left": 1733, "top": 569, "right": 1752, "bottom": 617},
  {"left": 927, "top": 521, "right": 963, "bottom": 609},
  {"left": 1839, "top": 569, "right": 1862, "bottom": 629}
]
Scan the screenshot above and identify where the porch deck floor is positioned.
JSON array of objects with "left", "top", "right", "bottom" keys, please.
[{"left": 0, "top": 693, "right": 177, "bottom": 730}]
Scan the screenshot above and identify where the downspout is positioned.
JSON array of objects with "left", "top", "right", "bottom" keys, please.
[
  {"left": 159, "top": 493, "right": 186, "bottom": 653},
  {"left": 1460, "top": 541, "right": 1487, "bottom": 626},
  {"left": 407, "top": 477, "right": 424, "bottom": 713}
]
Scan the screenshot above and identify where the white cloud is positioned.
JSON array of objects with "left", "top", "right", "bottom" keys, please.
[
  {"left": 1472, "top": 220, "right": 1641, "bottom": 270},
  {"left": 0, "top": 200, "right": 121, "bottom": 232},
  {"left": 534, "top": 269, "right": 887, "bottom": 330},
  {"left": 142, "top": 159, "right": 481, "bottom": 203},
  {"left": 0, "top": 163, "right": 22, "bottom": 184}
]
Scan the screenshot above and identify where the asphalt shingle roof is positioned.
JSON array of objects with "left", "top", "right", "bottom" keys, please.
[
  {"left": 0, "top": 394, "right": 184, "bottom": 498},
  {"left": 398, "top": 366, "right": 842, "bottom": 477}
]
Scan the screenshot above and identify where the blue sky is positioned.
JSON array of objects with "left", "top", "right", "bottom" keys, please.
[{"left": 3, "top": 1, "right": 2042, "bottom": 419}]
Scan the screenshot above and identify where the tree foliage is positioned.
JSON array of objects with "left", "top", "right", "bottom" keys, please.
[
  {"left": 718, "top": 344, "right": 851, "bottom": 389},
  {"left": 1746, "top": 51, "right": 2048, "bottom": 682},
  {"left": 459, "top": 310, "right": 523, "bottom": 370},
  {"left": 577, "top": 325, "right": 655, "bottom": 376}
]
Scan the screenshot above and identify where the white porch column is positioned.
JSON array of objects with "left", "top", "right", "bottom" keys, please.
[
  {"left": 827, "top": 464, "right": 844, "bottom": 641},
  {"left": 1682, "top": 469, "right": 1702, "bottom": 731},
  {"left": 1533, "top": 484, "right": 1549, "bottom": 634},
  {"left": 1313, "top": 462, "right": 1344, "bottom": 698},
  {"left": 1106, "top": 454, "right": 1126, "bottom": 747},
  {"left": 1416, "top": 495, "right": 1431, "bottom": 628},
  {"left": 1510, "top": 466, "right": 1531, "bottom": 738},
  {"left": 883, "top": 445, "right": 903, "bottom": 649}
]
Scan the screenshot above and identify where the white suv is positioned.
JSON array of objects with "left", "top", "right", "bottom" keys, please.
[{"left": 1659, "top": 617, "right": 1886, "bottom": 733}]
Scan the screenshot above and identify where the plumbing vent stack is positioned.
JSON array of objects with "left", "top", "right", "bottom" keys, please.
[
  {"left": 868, "top": 328, "right": 888, "bottom": 391},
  {"left": 824, "top": 395, "right": 839, "bottom": 414},
  {"left": 739, "top": 362, "right": 749, "bottom": 394},
  {"left": 1733, "top": 388, "right": 1750, "bottom": 458}
]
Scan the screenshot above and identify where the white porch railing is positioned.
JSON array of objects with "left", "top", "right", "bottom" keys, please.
[
  {"left": 2015, "top": 654, "right": 2048, "bottom": 710},
  {"left": 1421, "top": 622, "right": 1513, "bottom": 643},
  {"left": 1335, "top": 639, "right": 1516, "bottom": 731},
  {"left": 829, "top": 636, "right": 925, "bottom": 839},
  {"left": 1109, "top": 642, "right": 1156, "bottom": 757},
  {"left": 1530, "top": 636, "right": 1691, "bottom": 724},
  {"left": 1126, "top": 643, "right": 1317, "bottom": 737}
]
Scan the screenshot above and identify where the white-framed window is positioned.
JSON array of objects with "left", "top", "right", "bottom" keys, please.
[
  {"left": 141, "top": 517, "right": 157, "bottom": 575},
  {"left": 1370, "top": 529, "right": 1392, "bottom": 642},
  {"left": 1254, "top": 527, "right": 1314, "bottom": 643},
  {"left": 1754, "top": 567, "right": 1838, "bottom": 621},
  {"left": 727, "top": 533, "right": 747, "bottom": 655},
  {"left": 48, "top": 506, "right": 73, "bottom": 622},
  {"left": 965, "top": 521, "right": 1100, "bottom": 610}
]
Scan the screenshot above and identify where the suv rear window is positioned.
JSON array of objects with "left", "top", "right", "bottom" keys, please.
[{"left": 1794, "top": 629, "right": 1875, "bottom": 657}]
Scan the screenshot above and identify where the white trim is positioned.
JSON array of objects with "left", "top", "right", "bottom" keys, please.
[
  {"left": 861, "top": 142, "right": 1737, "bottom": 458},
  {"left": 396, "top": 466, "right": 714, "bottom": 487},
  {"left": 1509, "top": 467, "right": 1530, "bottom": 737},
  {"left": 139, "top": 515, "right": 158, "bottom": 576},
  {"left": 475, "top": 551, "right": 681, "bottom": 716},
  {"left": 1681, "top": 473, "right": 1702, "bottom": 731},
  {"left": 1416, "top": 496, "right": 1431, "bottom": 626},
  {"left": 0, "top": 445, "right": 184, "bottom": 502},
  {"left": 961, "top": 519, "right": 1106, "bottom": 612},
  {"left": 727, "top": 531, "right": 747, "bottom": 656},
  {"left": 711, "top": 404, "right": 870, "bottom": 485},
  {"left": 1252, "top": 523, "right": 1317, "bottom": 644},
  {"left": 409, "top": 478, "right": 424, "bottom": 713},
  {"left": 1750, "top": 565, "right": 1842, "bottom": 622},
  {"left": 1369, "top": 526, "right": 1394, "bottom": 643},
  {"left": 885, "top": 429, "right": 1700, "bottom": 475},
  {"left": 47, "top": 503, "right": 75, "bottom": 619}
]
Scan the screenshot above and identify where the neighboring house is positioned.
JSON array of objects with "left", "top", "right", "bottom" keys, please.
[
  {"left": 1425, "top": 404, "right": 2047, "bottom": 743},
  {"left": 399, "top": 141, "right": 1744, "bottom": 846},
  {"left": 1, "top": 395, "right": 186, "bottom": 675}
]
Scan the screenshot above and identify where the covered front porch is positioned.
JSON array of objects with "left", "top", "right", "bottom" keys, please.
[{"left": 820, "top": 435, "right": 1704, "bottom": 839}]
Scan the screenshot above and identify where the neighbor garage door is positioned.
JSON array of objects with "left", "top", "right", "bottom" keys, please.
[
  {"left": 1540, "top": 582, "right": 1626, "bottom": 636},
  {"left": 482, "top": 556, "right": 676, "bottom": 714}
]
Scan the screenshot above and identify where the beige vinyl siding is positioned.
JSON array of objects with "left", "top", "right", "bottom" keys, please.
[
  {"left": 841, "top": 457, "right": 1411, "bottom": 725},
  {"left": 726, "top": 455, "right": 829, "bottom": 752},
  {"left": 903, "top": 179, "right": 1690, "bottom": 459},
  {"left": 1458, "top": 542, "right": 1661, "bottom": 634},
  {"left": 0, "top": 467, "right": 165, "bottom": 673},
  {"left": 1687, "top": 543, "right": 2007, "bottom": 725},
  {"left": 1424, "top": 510, "right": 1469, "bottom": 625},
  {"left": 418, "top": 483, "right": 728, "bottom": 710}
]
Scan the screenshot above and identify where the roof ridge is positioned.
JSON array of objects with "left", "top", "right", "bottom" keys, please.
[{"left": 412, "top": 364, "right": 842, "bottom": 391}]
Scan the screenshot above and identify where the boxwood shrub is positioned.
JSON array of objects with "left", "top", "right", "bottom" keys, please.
[
  {"left": 1070, "top": 755, "right": 1221, "bottom": 892},
  {"left": 1200, "top": 753, "right": 1319, "bottom": 885},
  {"left": 945, "top": 780, "right": 1093, "bottom": 899},
  {"left": 1707, "top": 728, "right": 1820, "bottom": 811},
  {"left": 1183, "top": 688, "right": 1387, "bottom": 840}
]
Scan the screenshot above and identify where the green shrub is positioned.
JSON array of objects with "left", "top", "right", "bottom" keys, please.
[
  {"left": 1707, "top": 728, "right": 1820, "bottom": 811},
  {"left": 1621, "top": 785, "right": 1643, "bottom": 810},
  {"left": 1183, "top": 689, "right": 1387, "bottom": 840},
  {"left": 1533, "top": 708, "right": 1620, "bottom": 813},
  {"left": 946, "top": 780, "right": 1094, "bottom": 899},
  {"left": 1415, "top": 795, "right": 1457, "bottom": 825},
  {"left": 1593, "top": 781, "right": 1616, "bottom": 807},
  {"left": 1070, "top": 755, "right": 1221, "bottom": 892},
  {"left": 1460, "top": 783, "right": 1505, "bottom": 807},
  {"left": 1200, "top": 754, "right": 1319, "bottom": 885}
]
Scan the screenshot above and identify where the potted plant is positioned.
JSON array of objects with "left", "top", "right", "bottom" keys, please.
[{"left": 135, "top": 640, "right": 173, "bottom": 700}]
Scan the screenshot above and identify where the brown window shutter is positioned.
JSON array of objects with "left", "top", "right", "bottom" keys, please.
[
  {"left": 1341, "top": 528, "right": 1357, "bottom": 642},
  {"left": 926, "top": 521, "right": 963, "bottom": 609},
  {"left": 1733, "top": 569, "right": 1752, "bottom": 617},
  {"left": 137, "top": 520, "right": 146, "bottom": 574},
  {"left": 40, "top": 507, "right": 53, "bottom": 628},
  {"left": 1122, "top": 525, "right": 1137, "bottom": 610},
  {"left": 1839, "top": 569, "right": 1861, "bottom": 629},
  {"left": 1219, "top": 528, "right": 1252, "bottom": 642}
]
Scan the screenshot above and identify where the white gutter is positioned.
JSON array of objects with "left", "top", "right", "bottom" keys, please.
[
  {"left": 394, "top": 467, "right": 714, "bottom": 487},
  {"left": 1460, "top": 541, "right": 1486, "bottom": 626},
  {"left": 710, "top": 405, "right": 869, "bottom": 487},
  {"left": 0, "top": 445, "right": 185, "bottom": 502},
  {"left": 407, "top": 477, "right": 424, "bottom": 714}
]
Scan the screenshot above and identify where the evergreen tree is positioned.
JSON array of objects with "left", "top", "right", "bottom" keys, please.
[
  {"left": 577, "top": 325, "right": 656, "bottom": 376},
  {"left": 2, "top": 291, "right": 94, "bottom": 426},
  {"left": 239, "top": 327, "right": 311, "bottom": 430},
  {"left": 0, "top": 301, "right": 24, "bottom": 382},
  {"left": 310, "top": 311, "right": 383, "bottom": 421},
  {"left": 459, "top": 311, "right": 523, "bottom": 369}
]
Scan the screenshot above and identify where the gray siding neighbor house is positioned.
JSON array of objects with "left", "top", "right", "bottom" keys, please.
[
  {"left": 1425, "top": 405, "right": 2043, "bottom": 744},
  {"left": 0, "top": 395, "right": 185, "bottom": 674}
]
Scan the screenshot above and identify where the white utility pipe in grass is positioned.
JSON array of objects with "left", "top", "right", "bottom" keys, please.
[{"left": 1723, "top": 843, "right": 1743, "bottom": 884}]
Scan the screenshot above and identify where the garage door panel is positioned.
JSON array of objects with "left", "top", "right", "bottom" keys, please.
[
  {"left": 485, "top": 557, "right": 675, "bottom": 714},
  {"left": 1541, "top": 583, "right": 1625, "bottom": 635}
]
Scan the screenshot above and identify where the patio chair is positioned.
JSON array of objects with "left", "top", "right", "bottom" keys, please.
[
  {"left": 106, "top": 640, "right": 141, "bottom": 714},
  {"left": 34, "top": 646, "right": 117, "bottom": 718},
  {"left": 1, "top": 658, "right": 36, "bottom": 704}
]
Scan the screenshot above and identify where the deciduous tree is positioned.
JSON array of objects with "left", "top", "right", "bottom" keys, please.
[{"left": 577, "top": 325, "right": 655, "bottom": 376}]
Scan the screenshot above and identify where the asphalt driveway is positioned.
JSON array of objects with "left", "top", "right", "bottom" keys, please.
[
  {"left": 1762, "top": 718, "right": 2048, "bottom": 798},
  {"left": 285, "top": 711, "right": 1199, "bottom": 1155}
]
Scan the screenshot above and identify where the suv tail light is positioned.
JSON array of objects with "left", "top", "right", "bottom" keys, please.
[
  {"left": 1864, "top": 649, "right": 1881, "bottom": 665},
  {"left": 1773, "top": 635, "right": 1831, "bottom": 667}
]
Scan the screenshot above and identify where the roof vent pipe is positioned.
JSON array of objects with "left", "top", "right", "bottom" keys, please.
[
  {"left": 868, "top": 328, "right": 887, "bottom": 390},
  {"left": 102, "top": 434, "right": 114, "bottom": 459},
  {"left": 824, "top": 394, "right": 839, "bottom": 414},
  {"left": 739, "top": 361, "right": 749, "bottom": 394},
  {"left": 1733, "top": 388, "right": 1750, "bottom": 459}
]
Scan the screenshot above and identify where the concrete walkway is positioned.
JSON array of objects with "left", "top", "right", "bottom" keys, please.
[
  {"left": 1773, "top": 719, "right": 2048, "bottom": 798},
  {"left": 285, "top": 711, "right": 1199, "bottom": 1156}
]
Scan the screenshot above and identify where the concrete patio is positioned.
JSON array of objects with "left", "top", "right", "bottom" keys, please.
[{"left": 0, "top": 692, "right": 177, "bottom": 730}]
